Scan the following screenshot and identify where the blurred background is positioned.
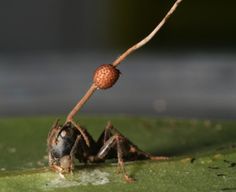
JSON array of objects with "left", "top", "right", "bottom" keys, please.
[{"left": 0, "top": 0, "right": 236, "bottom": 119}]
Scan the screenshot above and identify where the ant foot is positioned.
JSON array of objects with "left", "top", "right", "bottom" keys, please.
[
  {"left": 124, "top": 174, "right": 135, "bottom": 183},
  {"left": 150, "top": 156, "right": 169, "bottom": 160}
]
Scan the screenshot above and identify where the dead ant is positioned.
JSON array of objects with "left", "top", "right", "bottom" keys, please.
[
  {"left": 47, "top": 120, "right": 167, "bottom": 182},
  {"left": 47, "top": 0, "right": 182, "bottom": 182}
]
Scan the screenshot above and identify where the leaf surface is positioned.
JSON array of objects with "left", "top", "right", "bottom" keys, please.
[{"left": 0, "top": 116, "right": 235, "bottom": 192}]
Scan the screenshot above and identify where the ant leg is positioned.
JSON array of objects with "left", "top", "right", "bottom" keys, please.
[
  {"left": 116, "top": 136, "right": 135, "bottom": 183},
  {"left": 95, "top": 134, "right": 135, "bottom": 183},
  {"left": 48, "top": 152, "right": 63, "bottom": 173},
  {"left": 69, "top": 135, "right": 82, "bottom": 172},
  {"left": 124, "top": 142, "right": 169, "bottom": 161},
  {"left": 47, "top": 119, "right": 60, "bottom": 135},
  {"left": 70, "top": 120, "right": 92, "bottom": 147},
  {"left": 96, "top": 121, "right": 113, "bottom": 146},
  {"left": 47, "top": 119, "right": 61, "bottom": 146},
  {"left": 48, "top": 120, "right": 63, "bottom": 170},
  {"left": 96, "top": 121, "right": 126, "bottom": 148},
  {"left": 97, "top": 122, "right": 168, "bottom": 161},
  {"left": 50, "top": 164, "right": 63, "bottom": 173}
]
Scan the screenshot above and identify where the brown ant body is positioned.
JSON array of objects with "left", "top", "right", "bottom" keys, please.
[{"left": 47, "top": 121, "right": 165, "bottom": 182}]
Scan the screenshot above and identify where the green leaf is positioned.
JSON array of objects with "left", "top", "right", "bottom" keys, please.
[{"left": 0, "top": 116, "right": 236, "bottom": 192}]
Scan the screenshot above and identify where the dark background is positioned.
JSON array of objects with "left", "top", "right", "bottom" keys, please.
[{"left": 0, "top": 0, "right": 236, "bottom": 119}]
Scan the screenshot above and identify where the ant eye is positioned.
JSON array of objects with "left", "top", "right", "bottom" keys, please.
[{"left": 60, "top": 130, "right": 67, "bottom": 137}]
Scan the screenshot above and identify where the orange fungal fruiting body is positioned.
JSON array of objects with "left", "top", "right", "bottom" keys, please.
[{"left": 93, "top": 64, "right": 120, "bottom": 89}]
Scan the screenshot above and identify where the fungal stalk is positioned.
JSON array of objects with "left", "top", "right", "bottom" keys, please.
[{"left": 66, "top": 0, "right": 183, "bottom": 123}]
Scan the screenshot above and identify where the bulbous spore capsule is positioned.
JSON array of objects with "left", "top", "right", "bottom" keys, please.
[{"left": 93, "top": 64, "right": 120, "bottom": 89}]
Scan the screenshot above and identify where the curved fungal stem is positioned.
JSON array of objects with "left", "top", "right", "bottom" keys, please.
[
  {"left": 66, "top": 83, "right": 97, "bottom": 122},
  {"left": 112, "top": 0, "right": 183, "bottom": 67},
  {"left": 66, "top": 0, "right": 183, "bottom": 122}
]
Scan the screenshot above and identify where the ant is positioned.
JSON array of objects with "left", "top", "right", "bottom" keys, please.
[
  {"left": 47, "top": 120, "right": 167, "bottom": 182},
  {"left": 47, "top": 0, "right": 182, "bottom": 182}
]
